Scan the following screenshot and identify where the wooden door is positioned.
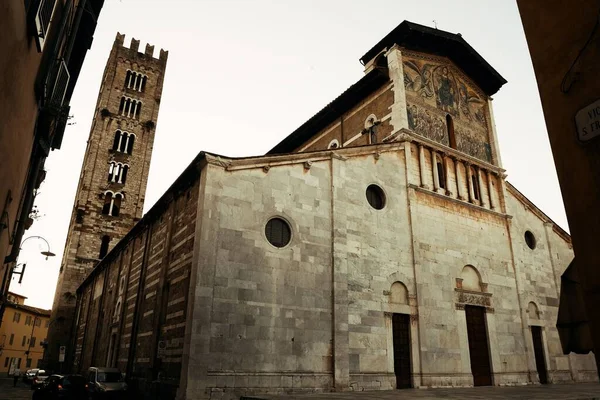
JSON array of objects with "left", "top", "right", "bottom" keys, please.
[
  {"left": 531, "top": 326, "right": 548, "bottom": 384},
  {"left": 392, "top": 313, "right": 412, "bottom": 389},
  {"left": 465, "top": 305, "right": 492, "bottom": 386}
]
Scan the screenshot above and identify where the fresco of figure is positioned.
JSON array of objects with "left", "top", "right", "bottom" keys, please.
[
  {"left": 403, "top": 61, "right": 434, "bottom": 99},
  {"left": 407, "top": 104, "right": 417, "bottom": 130},
  {"left": 436, "top": 67, "right": 456, "bottom": 112}
]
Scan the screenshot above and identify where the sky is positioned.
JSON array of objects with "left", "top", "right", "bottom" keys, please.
[{"left": 13, "top": 0, "right": 566, "bottom": 309}]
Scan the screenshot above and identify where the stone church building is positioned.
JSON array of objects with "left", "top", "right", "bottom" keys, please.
[{"left": 69, "top": 21, "right": 596, "bottom": 399}]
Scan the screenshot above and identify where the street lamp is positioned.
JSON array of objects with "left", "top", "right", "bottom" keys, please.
[
  {"left": 19, "top": 236, "right": 56, "bottom": 259},
  {"left": 9, "top": 236, "right": 55, "bottom": 285}
]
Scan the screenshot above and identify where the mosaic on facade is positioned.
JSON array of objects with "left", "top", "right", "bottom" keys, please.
[{"left": 403, "top": 54, "right": 492, "bottom": 162}]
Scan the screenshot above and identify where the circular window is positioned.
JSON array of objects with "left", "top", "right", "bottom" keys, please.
[
  {"left": 525, "top": 230, "right": 536, "bottom": 250},
  {"left": 366, "top": 184, "right": 386, "bottom": 210},
  {"left": 265, "top": 217, "right": 291, "bottom": 248}
]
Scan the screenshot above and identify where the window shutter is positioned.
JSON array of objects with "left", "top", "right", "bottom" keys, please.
[
  {"left": 49, "top": 60, "right": 70, "bottom": 107},
  {"left": 33, "top": 0, "right": 57, "bottom": 52}
]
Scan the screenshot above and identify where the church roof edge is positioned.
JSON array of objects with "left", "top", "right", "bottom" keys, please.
[{"left": 360, "top": 20, "right": 507, "bottom": 96}]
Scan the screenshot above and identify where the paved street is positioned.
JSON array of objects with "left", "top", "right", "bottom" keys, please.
[
  {"left": 0, "top": 377, "right": 33, "bottom": 400},
  {"left": 244, "top": 383, "right": 600, "bottom": 400}
]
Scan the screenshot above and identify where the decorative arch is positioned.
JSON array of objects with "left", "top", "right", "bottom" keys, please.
[
  {"left": 390, "top": 281, "right": 409, "bottom": 305},
  {"left": 527, "top": 301, "right": 540, "bottom": 319},
  {"left": 460, "top": 265, "right": 482, "bottom": 292},
  {"left": 455, "top": 265, "right": 493, "bottom": 312}
]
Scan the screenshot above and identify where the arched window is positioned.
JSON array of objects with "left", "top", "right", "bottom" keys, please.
[
  {"left": 121, "top": 165, "right": 129, "bottom": 184},
  {"left": 102, "top": 191, "right": 123, "bottom": 217},
  {"left": 126, "top": 134, "right": 135, "bottom": 154},
  {"left": 119, "top": 96, "right": 141, "bottom": 119},
  {"left": 436, "top": 157, "right": 446, "bottom": 190},
  {"left": 446, "top": 114, "right": 456, "bottom": 149},
  {"left": 135, "top": 100, "right": 142, "bottom": 119},
  {"left": 99, "top": 235, "right": 110, "bottom": 259},
  {"left": 113, "top": 130, "right": 122, "bottom": 151},
  {"left": 108, "top": 163, "right": 128, "bottom": 184},
  {"left": 113, "top": 193, "right": 122, "bottom": 216},
  {"left": 102, "top": 192, "right": 113, "bottom": 215}
]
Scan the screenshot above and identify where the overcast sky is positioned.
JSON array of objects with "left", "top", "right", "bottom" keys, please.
[{"left": 14, "top": 0, "right": 565, "bottom": 309}]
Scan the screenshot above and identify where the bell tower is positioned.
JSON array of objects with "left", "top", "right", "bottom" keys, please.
[{"left": 44, "top": 33, "right": 168, "bottom": 370}]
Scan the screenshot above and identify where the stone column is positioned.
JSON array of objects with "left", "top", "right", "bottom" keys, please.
[
  {"left": 477, "top": 167, "right": 486, "bottom": 208},
  {"left": 455, "top": 160, "right": 464, "bottom": 200},
  {"left": 466, "top": 163, "right": 475, "bottom": 203},
  {"left": 444, "top": 156, "right": 453, "bottom": 197},
  {"left": 418, "top": 145, "right": 428, "bottom": 189},
  {"left": 487, "top": 171, "right": 496, "bottom": 210},
  {"left": 432, "top": 151, "right": 440, "bottom": 192}
]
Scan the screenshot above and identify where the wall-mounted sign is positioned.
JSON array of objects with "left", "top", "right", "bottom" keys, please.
[
  {"left": 59, "top": 346, "right": 66, "bottom": 363},
  {"left": 576, "top": 99, "right": 600, "bottom": 142}
]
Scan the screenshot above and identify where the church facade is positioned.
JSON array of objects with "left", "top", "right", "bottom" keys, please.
[{"left": 70, "top": 22, "right": 596, "bottom": 400}]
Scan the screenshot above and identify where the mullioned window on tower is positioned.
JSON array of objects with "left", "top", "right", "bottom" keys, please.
[
  {"left": 125, "top": 70, "right": 147, "bottom": 92},
  {"left": 108, "top": 162, "right": 129, "bottom": 184},
  {"left": 102, "top": 191, "right": 123, "bottom": 217},
  {"left": 118, "top": 96, "right": 142, "bottom": 119},
  {"left": 112, "top": 130, "right": 135, "bottom": 154}
]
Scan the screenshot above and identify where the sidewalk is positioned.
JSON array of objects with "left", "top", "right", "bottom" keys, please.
[
  {"left": 244, "top": 383, "right": 600, "bottom": 400},
  {"left": 0, "top": 377, "right": 33, "bottom": 400}
]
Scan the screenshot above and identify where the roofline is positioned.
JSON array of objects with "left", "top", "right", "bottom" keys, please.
[
  {"left": 505, "top": 182, "right": 571, "bottom": 243},
  {"left": 267, "top": 68, "right": 390, "bottom": 154},
  {"left": 359, "top": 20, "right": 506, "bottom": 96},
  {"left": 5, "top": 302, "right": 51, "bottom": 317},
  {"left": 77, "top": 151, "right": 207, "bottom": 292}
]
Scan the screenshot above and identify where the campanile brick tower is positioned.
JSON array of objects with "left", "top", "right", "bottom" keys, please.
[{"left": 44, "top": 33, "right": 168, "bottom": 371}]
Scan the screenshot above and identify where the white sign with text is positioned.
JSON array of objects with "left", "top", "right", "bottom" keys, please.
[{"left": 576, "top": 99, "right": 600, "bottom": 142}]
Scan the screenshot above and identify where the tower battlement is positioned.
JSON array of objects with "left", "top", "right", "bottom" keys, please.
[{"left": 114, "top": 32, "right": 168, "bottom": 62}]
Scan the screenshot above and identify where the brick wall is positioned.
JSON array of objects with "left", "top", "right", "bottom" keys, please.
[{"left": 46, "top": 33, "right": 168, "bottom": 370}]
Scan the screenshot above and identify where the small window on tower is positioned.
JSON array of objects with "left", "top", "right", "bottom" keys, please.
[{"left": 99, "top": 235, "right": 110, "bottom": 259}]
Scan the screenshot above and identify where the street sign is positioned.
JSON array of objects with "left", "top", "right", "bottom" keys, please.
[
  {"left": 59, "top": 346, "right": 66, "bottom": 363},
  {"left": 576, "top": 99, "right": 600, "bottom": 142},
  {"left": 157, "top": 341, "right": 166, "bottom": 359}
]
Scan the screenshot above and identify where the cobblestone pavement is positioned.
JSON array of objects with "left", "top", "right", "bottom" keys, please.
[
  {"left": 245, "top": 383, "right": 600, "bottom": 400},
  {"left": 0, "top": 377, "right": 34, "bottom": 400}
]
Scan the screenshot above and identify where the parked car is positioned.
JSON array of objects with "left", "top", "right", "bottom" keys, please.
[
  {"left": 87, "top": 367, "right": 127, "bottom": 399},
  {"left": 32, "top": 374, "right": 87, "bottom": 400},
  {"left": 23, "top": 368, "right": 39, "bottom": 383},
  {"left": 31, "top": 369, "right": 51, "bottom": 390}
]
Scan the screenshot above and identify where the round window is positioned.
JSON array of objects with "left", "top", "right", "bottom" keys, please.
[
  {"left": 525, "top": 230, "right": 536, "bottom": 250},
  {"left": 366, "top": 184, "right": 386, "bottom": 210},
  {"left": 265, "top": 217, "right": 291, "bottom": 248}
]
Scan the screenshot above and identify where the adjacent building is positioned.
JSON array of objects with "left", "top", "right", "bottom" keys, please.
[
  {"left": 0, "top": 0, "right": 105, "bottom": 326},
  {"left": 44, "top": 33, "right": 168, "bottom": 371},
  {"left": 70, "top": 21, "right": 597, "bottom": 400},
  {"left": 0, "top": 292, "right": 50, "bottom": 374},
  {"left": 517, "top": 0, "right": 600, "bottom": 375}
]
